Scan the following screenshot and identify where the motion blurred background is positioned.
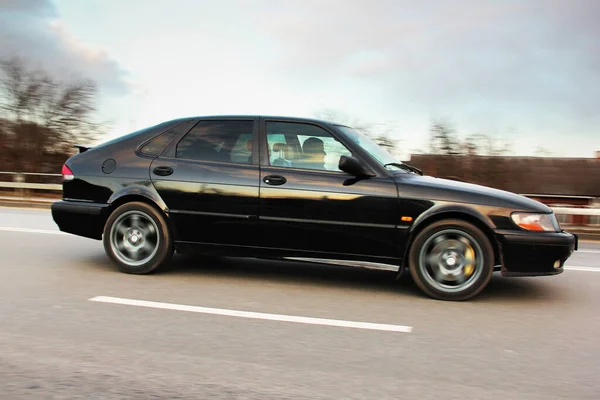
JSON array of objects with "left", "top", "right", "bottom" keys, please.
[{"left": 1, "top": 0, "right": 599, "bottom": 217}]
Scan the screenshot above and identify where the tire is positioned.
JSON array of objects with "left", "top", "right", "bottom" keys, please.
[
  {"left": 408, "top": 219, "right": 494, "bottom": 301},
  {"left": 103, "top": 201, "right": 174, "bottom": 274}
]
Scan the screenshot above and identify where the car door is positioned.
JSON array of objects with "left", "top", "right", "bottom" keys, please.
[
  {"left": 150, "top": 118, "right": 260, "bottom": 247},
  {"left": 258, "top": 119, "right": 401, "bottom": 261}
]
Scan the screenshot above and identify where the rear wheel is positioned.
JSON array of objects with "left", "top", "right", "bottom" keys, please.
[
  {"left": 103, "top": 202, "right": 173, "bottom": 274},
  {"left": 408, "top": 219, "right": 494, "bottom": 301}
]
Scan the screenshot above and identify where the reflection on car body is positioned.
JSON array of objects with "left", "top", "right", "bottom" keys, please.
[{"left": 51, "top": 115, "right": 577, "bottom": 301}]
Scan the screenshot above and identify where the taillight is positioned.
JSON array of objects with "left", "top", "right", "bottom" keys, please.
[{"left": 62, "top": 164, "right": 74, "bottom": 181}]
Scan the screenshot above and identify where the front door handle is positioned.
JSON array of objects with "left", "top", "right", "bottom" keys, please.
[
  {"left": 263, "top": 175, "right": 287, "bottom": 186},
  {"left": 153, "top": 166, "right": 173, "bottom": 176}
]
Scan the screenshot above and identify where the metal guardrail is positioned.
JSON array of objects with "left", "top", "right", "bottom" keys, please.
[
  {"left": 0, "top": 182, "right": 63, "bottom": 190},
  {"left": 551, "top": 207, "right": 600, "bottom": 216},
  {"left": 0, "top": 171, "right": 63, "bottom": 198},
  {"left": 0, "top": 171, "right": 62, "bottom": 176}
]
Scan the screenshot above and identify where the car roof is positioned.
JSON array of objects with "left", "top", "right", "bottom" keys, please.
[
  {"left": 184, "top": 114, "right": 351, "bottom": 128},
  {"left": 93, "top": 115, "right": 354, "bottom": 150}
]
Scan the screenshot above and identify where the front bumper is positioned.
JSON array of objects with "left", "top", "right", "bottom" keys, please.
[
  {"left": 495, "top": 230, "right": 577, "bottom": 277},
  {"left": 51, "top": 200, "right": 109, "bottom": 240}
]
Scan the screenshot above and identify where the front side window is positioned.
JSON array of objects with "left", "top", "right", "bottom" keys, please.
[
  {"left": 336, "top": 125, "right": 400, "bottom": 170},
  {"left": 266, "top": 122, "right": 351, "bottom": 172},
  {"left": 176, "top": 120, "right": 254, "bottom": 164}
]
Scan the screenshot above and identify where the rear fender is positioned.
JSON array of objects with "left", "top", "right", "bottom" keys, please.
[
  {"left": 107, "top": 184, "right": 168, "bottom": 212},
  {"left": 104, "top": 185, "right": 180, "bottom": 241}
]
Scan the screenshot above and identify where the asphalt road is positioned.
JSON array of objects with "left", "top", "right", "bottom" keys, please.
[{"left": 1, "top": 207, "right": 599, "bottom": 400}]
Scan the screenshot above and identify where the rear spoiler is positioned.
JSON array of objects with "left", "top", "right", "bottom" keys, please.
[{"left": 74, "top": 144, "right": 92, "bottom": 153}]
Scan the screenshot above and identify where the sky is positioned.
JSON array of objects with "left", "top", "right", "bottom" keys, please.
[{"left": 1, "top": 0, "right": 599, "bottom": 159}]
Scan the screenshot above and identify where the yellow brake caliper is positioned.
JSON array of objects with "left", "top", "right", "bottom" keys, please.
[{"left": 463, "top": 245, "right": 475, "bottom": 277}]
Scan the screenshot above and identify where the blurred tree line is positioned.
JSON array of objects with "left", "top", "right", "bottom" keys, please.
[
  {"left": 0, "top": 58, "right": 104, "bottom": 174},
  {"left": 420, "top": 119, "right": 514, "bottom": 187},
  {"left": 313, "top": 109, "right": 513, "bottom": 159},
  {"left": 427, "top": 119, "right": 512, "bottom": 157},
  {"left": 0, "top": 60, "right": 547, "bottom": 191},
  {"left": 313, "top": 109, "right": 523, "bottom": 188}
]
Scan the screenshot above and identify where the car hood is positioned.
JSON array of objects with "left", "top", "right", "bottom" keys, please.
[{"left": 392, "top": 174, "right": 552, "bottom": 213}]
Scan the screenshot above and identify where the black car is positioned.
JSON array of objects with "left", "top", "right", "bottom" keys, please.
[{"left": 51, "top": 115, "right": 577, "bottom": 301}]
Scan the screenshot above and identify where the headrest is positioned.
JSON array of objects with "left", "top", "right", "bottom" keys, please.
[{"left": 272, "top": 142, "right": 288, "bottom": 152}]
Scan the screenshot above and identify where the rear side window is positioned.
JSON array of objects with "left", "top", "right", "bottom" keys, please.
[
  {"left": 139, "top": 128, "right": 180, "bottom": 156},
  {"left": 175, "top": 120, "right": 254, "bottom": 164}
]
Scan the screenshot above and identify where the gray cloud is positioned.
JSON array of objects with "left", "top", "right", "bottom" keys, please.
[
  {"left": 0, "top": 0, "right": 129, "bottom": 95},
  {"left": 255, "top": 0, "right": 600, "bottom": 138}
]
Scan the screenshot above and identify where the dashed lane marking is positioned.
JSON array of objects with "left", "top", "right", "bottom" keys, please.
[{"left": 564, "top": 266, "right": 600, "bottom": 272}]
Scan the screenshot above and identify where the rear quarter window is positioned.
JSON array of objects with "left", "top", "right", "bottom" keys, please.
[{"left": 139, "top": 128, "right": 180, "bottom": 156}]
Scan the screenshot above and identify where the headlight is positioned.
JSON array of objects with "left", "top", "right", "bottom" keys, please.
[{"left": 511, "top": 212, "right": 559, "bottom": 232}]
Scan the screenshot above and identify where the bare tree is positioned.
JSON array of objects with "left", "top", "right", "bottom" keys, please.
[
  {"left": 429, "top": 120, "right": 463, "bottom": 155},
  {"left": 428, "top": 120, "right": 512, "bottom": 157},
  {"left": 463, "top": 133, "right": 511, "bottom": 157},
  {"left": 424, "top": 119, "right": 516, "bottom": 187},
  {"left": 0, "top": 57, "right": 105, "bottom": 172}
]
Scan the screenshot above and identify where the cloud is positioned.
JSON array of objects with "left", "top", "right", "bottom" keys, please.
[
  {"left": 253, "top": 0, "right": 600, "bottom": 139},
  {"left": 0, "top": 0, "right": 129, "bottom": 95},
  {"left": 16, "top": 0, "right": 594, "bottom": 156}
]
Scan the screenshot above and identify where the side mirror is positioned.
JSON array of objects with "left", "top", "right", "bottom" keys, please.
[{"left": 338, "top": 156, "right": 375, "bottom": 178}]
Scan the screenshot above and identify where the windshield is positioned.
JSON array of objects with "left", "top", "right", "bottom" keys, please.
[{"left": 336, "top": 125, "right": 404, "bottom": 170}]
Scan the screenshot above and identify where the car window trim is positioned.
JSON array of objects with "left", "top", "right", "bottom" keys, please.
[
  {"left": 260, "top": 118, "right": 354, "bottom": 173},
  {"left": 158, "top": 117, "right": 259, "bottom": 164},
  {"left": 258, "top": 117, "right": 388, "bottom": 177},
  {"left": 260, "top": 163, "right": 352, "bottom": 176},
  {"left": 134, "top": 118, "right": 197, "bottom": 159},
  {"left": 157, "top": 154, "right": 260, "bottom": 168}
]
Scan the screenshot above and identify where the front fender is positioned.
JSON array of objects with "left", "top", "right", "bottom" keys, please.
[
  {"left": 397, "top": 202, "right": 500, "bottom": 278},
  {"left": 409, "top": 202, "right": 497, "bottom": 235}
]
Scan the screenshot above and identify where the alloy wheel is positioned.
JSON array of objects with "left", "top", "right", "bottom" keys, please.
[
  {"left": 417, "top": 228, "right": 484, "bottom": 293},
  {"left": 109, "top": 210, "right": 160, "bottom": 267}
]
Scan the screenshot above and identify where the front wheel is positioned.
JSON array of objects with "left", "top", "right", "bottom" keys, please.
[
  {"left": 103, "top": 202, "right": 173, "bottom": 274},
  {"left": 408, "top": 219, "right": 495, "bottom": 301}
]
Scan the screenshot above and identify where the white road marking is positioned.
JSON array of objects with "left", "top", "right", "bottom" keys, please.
[
  {"left": 0, "top": 206, "right": 51, "bottom": 212},
  {"left": 0, "top": 227, "right": 64, "bottom": 235},
  {"left": 576, "top": 250, "right": 600, "bottom": 254},
  {"left": 564, "top": 266, "right": 600, "bottom": 272},
  {"left": 89, "top": 296, "right": 413, "bottom": 333}
]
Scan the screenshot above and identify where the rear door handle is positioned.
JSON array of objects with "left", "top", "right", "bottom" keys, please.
[
  {"left": 263, "top": 175, "right": 287, "bottom": 186},
  {"left": 153, "top": 166, "right": 173, "bottom": 176}
]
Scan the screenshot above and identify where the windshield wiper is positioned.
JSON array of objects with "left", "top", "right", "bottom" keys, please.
[{"left": 383, "top": 162, "right": 424, "bottom": 176}]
